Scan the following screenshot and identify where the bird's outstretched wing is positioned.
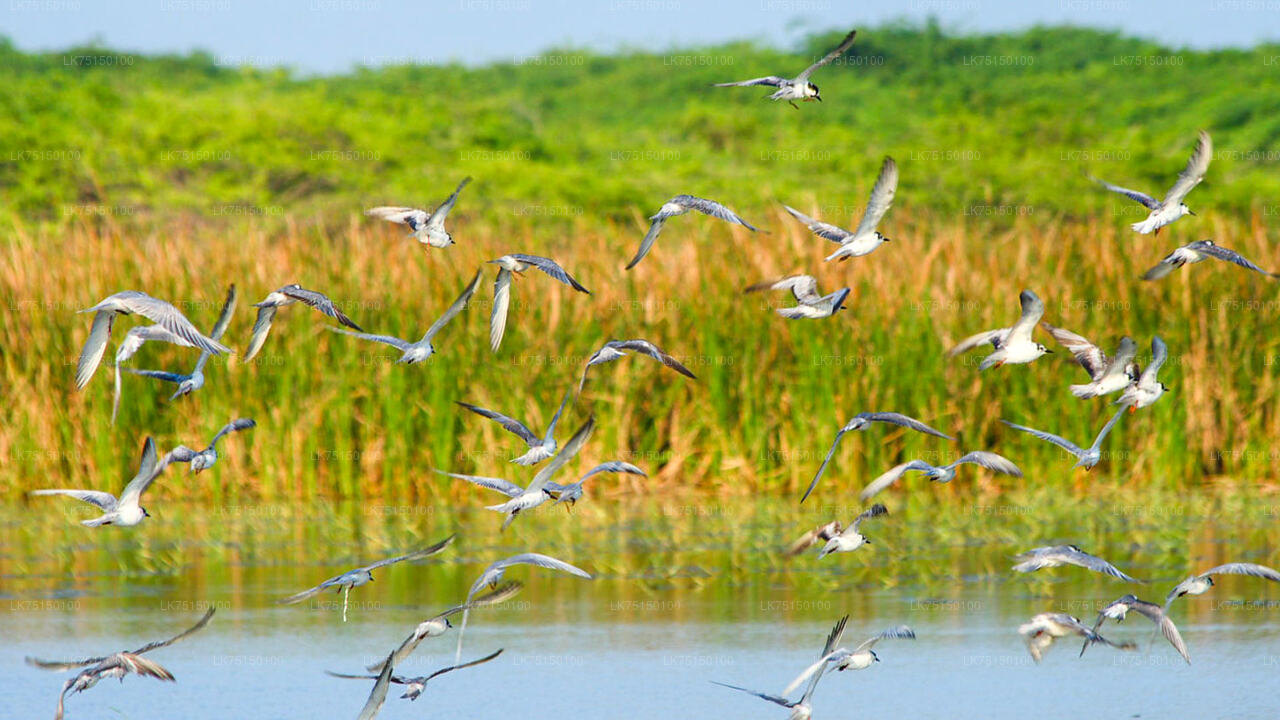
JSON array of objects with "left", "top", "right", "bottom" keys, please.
[
  {"left": 328, "top": 327, "right": 412, "bottom": 351},
  {"left": 1090, "top": 176, "right": 1159, "bottom": 209},
  {"left": 853, "top": 156, "right": 897, "bottom": 238},
  {"left": 456, "top": 402, "right": 540, "bottom": 446},
  {"left": 676, "top": 195, "right": 759, "bottom": 231},
  {"left": 782, "top": 205, "right": 851, "bottom": 243},
  {"left": 1192, "top": 240, "right": 1278, "bottom": 277},
  {"left": 509, "top": 254, "right": 590, "bottom": 293},
  {"left": 1001, "top": 420, "right": 1084, "bottom": 457},
  {"left": 712, "top": 76, "right": 787, "bottom": 88},
  {"left": 425, "top": 270, "right": 482, "bottom": 343},
  {"left": 438, "top": 470, "right": 525, "bottom": 498},
  {"left": 360, "top": 535, "right": 457, "bottom": 572},
  {"left": 426, "top": 177, "right": 472, "bottom": 227},
  {"left": 209, "top": 418, "right": 256, "bottom": 449},
  {"left": 281, "top": 286, "right": 362, "bottom": 330},
  {"left": 1160, "top": 130, "right": 1212, "bottom": 206},
  {"left": 796, "top": 28, "right": 857, "bottom": 81}
]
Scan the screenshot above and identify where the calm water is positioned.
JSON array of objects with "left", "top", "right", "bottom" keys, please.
[{"left": 3, "top": 496, "right": 1278, "bottom": 719}]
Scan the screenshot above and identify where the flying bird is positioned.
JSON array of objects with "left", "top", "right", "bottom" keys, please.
[
  {"left": 947, "top": 289, "right": 1051, "bottom": 370},
  {"left": 365, "top": 176, "right": 471, "bottom": 248},
  {"left": 745, "top": 275, "right": 850, "bottom": 319},
  {"left": 1163, "top": 562, "right": 1280, "bottom": 610},
  {"left": 277, "top": 535, "right": 455, "bottom": 622},
  {"left": 330, "top": 649, "right": 504, "bottom": 702},
  {"left": 365, "top": 583, "right": 523, "bottom": 673},
  {"left": 1012, "top": 544, "right": 1142, "bottom": 583},
  {"left": 456, "top": 389, "right": 572, "bottom": 465},
  {"left": 710, "top": 614, "right": 850, "bottom": 720},
  {"left": 329, "top": 270, "right": 481, "bottom": 364},
  {"left": 487, "top": 253, "right": 589, "bottom": 351},
  {"left": 1000, "top": 409, "right": 1126, "bottom": 470},
  {"left": 1041, "top": 324, "right": 1138, "bottom": 399},
  {"left": 781, "top": 619, "right": 915, "bottom": 695},
  {"left": 783, "top": 156, "right": 897, "bottom": 261},
  {"left": 165, "top": 418, "right": 256, "bottom": 473},
  {"left": 1081, "top": 595, "right": 1189, "bottom": 664},
  {"left": 454, "top": 552, "right": 592, "bottom": 661},
  {"left": 27, "top": 608, "right": 214, "bottom": 720},
  {"left": 549, "top": 461, "right": 648, "bottom": 510},
  {"left": 30, "top": 436, "right": 169, "bottom": 527},
  {"left": 787, "top": 504, "right": 889, "bottom": 559},
  {"left": 625, "top": 194, "right": 759, "bottom": 270},
  {"left": 1115, "top": 336, "right": 1168, "bottom": 413},
  {"left": 120, "top": 285, "right": 238, "bottom": 419},
  {"left": 244, "top": 284, "right": 362, "bottom": 362},
  {"left": 579, "top": 339, "right": 696, "bottom": 392},
  {"left": 713, "top": 28, "right": 858, "bottom": 108},
  {"left": 76, "top": 290, "right": 231, "bottom": 389},
  {"left": 1017, "top": 612, "right": 1134, "bottom": 663},
  {"left": 801, "top": 411, "right": 953, "bottom": 503},
  {"left": 110, "top": 324, "right": 197, "bottom": 425},
  {"left": 1092, "top": 130, "right": 1212, "bottom": 235},
  {"left": 1142, "top": 239, "right": 1278, "bottom": 281},
  {"left": 860, "top": 451, "right": 1023, "bottom": 501}
]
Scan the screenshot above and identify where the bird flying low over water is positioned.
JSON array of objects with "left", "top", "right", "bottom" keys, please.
[
  {"left": 1012, "top": 544, "right": 1142, "bottom": 583},
  {"left": 745, "top": 275, "right": 850, "bottom": 319},
  {"left": 548, "top": 461, "right": 647, "bottom": 510},
  {"left": 165, "top": 418, "right": 256, "bottom": 473},
  {"left": 365, "top": 176, "right": 471, "bottom": 248},
  {"left": 1081, "top": 595, "right": 1189, "bottom": 664},
  {"left": 365, "top": 582, "right": 523, "bottom": 673},
  {"left": 455, "top": 552, "right": 592, "bottom": 662},
  {"left": 330, "top": 649, "right": 504, "bottom": 703},
  {"left": 1041, "top": 324, "right": 1137, "bottom": 399},
  {"left": 713, "top": 28, "right": 858, "bottom": 109},
  {"left": 802, "top": 411, "right": 953, "bottom": 503},
  {"left": 711, "top": 614, "right": 851, "bottom": 720},
  {"left": 781, "top": 618, "right": 915, "bottom": 695},
  {"left": 119, "top": 284, "right": 238, "bottom": 423},
  {"left": 579, "top": 339, "right": 696, "bottom": 392},
  {"left": 1142, "top": 239, "right": 1278, "bottom": 281},
  {"left": 626, "top": 194, "right": 759, "bottom": 270},
  {"left": 329, "top": 270, "right": 481, "bottom": 364},
  {"left": 27, "top": 607, "right": 215, "bottom": 720},
  {"left": 787, "top": 504, "right": 889, "bottom": 559},
  {"left": 1000, "top": 408, "right": 1126, "bottom": 470},
  {"left": 947, "top": 290, "right": 1051, "bottom": 370},
  {"left": 76, "top": 290, "right": 231, "bottom": 390},
  {"left": 860, "top": 451, "right": 1023, "bottom": 501},
  {"left": 456, "top": 389, "right": 572, "bottom": 465},
  {"left": 277, "top": 535, "right": 455, "bottom": 622},
  {"left": 1115, "top": 336, "right": 1168, "bottom": 413},
  {"left": 1163, "top": 562, "right": 1280, "bottom": 611},
  {"left": 244, "top": 284, "right": 362, "bottom": 362},
  {"left": 784, "top": 156, "right": 897, "bottom": 261},
  {"left": 1092, "top": 130, "right": 1211, "bottom": 235},
  {"left": 487, "top": 253, "right": 590, "bottom": 351},
  {"left": 1018, "top": 612, "right": 1135, "bottom": 663},
  {"left": 31, "top": 437, "right": 168, "bottom": 527}
]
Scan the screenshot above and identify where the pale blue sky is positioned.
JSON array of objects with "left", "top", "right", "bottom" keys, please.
[{"left": 3, "top": 0, "right": 1278, "bottom": 73}]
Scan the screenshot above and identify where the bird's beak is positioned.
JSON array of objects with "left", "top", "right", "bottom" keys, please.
[
  {"left": 815, "top": 95, "right": 823, "bottom": 102},
  {"left": 1187, "top": 209, "right": 1197, "bottom": 216},
  {"left": 1044, "top": 349, "right": 1054, "bottom": 354}
]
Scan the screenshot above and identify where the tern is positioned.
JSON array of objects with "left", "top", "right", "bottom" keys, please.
[
  {"left": 579, "top": 339, "right": 696, "bottom": 392},
  {"left": 1017, "top": 612, "right": 1134, "bottom": 663},
  {"left": 548, "top": 461, "right": 648, "bottom": 510},
  {"left": 1092, "top": 130, "right": 1211, "bottom": 235},
  {"left": 1041, "top": 324, "right": 1137, "bottom": 399},
  {"left": 786, "top": 504, "right": 889, "bottom": 559},
  {"left": 118, "top": 285, "right": 237, "bottom": 423},
  {"left": 454, "top": 552, "right": 592, "bottom": 661},
  {"left": 365, "top": 177, "right": 471, "bottom": 248},
  {"left": 277, "top": 535, "right": 455, "bottom": 622},
  {"left": 456, "top": 389, "right": 572, "bottom": 465},
  {"left": 781, "top": 618, "right": 915, "bottom": 695},
  {"left": 1012, "top": 544, "right": 1141, "bottom": 582},
  {"left": 244, "top": 284, "right": 362, "bottom": 362},
  {"left": 1115, "top": 336, "right": 1168, "bottom": 413},
  {"left": 76, "top": 290, "right": 231, "bottom": 389},
  {"left": 713, "top": 28, "right": 858, "bottom": 109},
  {"left": 329, "top": 270, "right": 481, "bottom": 364},
  {"left": 487, "top": 253, "right": 590, "bottom": 351},
  {"left": 860, "top": 451, "right": 1023, "bottom": 501},
  {"left": 30, "top": 437, "right": 168, "bottom": 527},
  {"left": 330, "top": 649, "right": 504, "bottom": 702},
  {"left": 441, "top": 415, "right": 595, "bottom": 530},
  {"left": 744, "top": 275, "right": 850, "bottom": 319},
  {"left": 27, "top": 607, "right": 214, "bottom": 720},
  {"left": 1081, "top": 595, "right": 1189, "bottom": 664},
  {"left": 1142, "top": 239, "right": 1278, "bottom": 281},
  {"left": 783, "top": 156, "right": 897, "bottom": 261},
  {"left": 110, "top": 324, "right": 196, "bottom": 425},
  {"left": 1163, "top": 562, "right": 1280, "bottom": 610},
  {"left": 365, "top": 582, "right": 523, "bottom": 673},
  {"left": 625, "top": 194, "right": 759, "bottom": 270},
  {"left": 946, "top": 290, "right": 1051, "bottom": 370},
  {"left": 165, "top": 418, "right": 256, "bottom": 473},
  {"left": 802, "top": 411, "right": 953, "bottom": 503},
  {"left": 710, "top": 614, "right": 849, "bottom": 720},
  {"left": 1000, "top": 408, "right": 1125, "bottom": 470}
]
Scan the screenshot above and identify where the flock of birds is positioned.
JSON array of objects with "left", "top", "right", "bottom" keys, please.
[{"left": 21, "top": 26, "right": 1280, "bottom": 720}]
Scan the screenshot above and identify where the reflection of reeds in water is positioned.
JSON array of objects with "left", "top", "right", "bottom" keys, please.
[{"left": 1, "top": 210, "right": 1278, "bottom": 503}]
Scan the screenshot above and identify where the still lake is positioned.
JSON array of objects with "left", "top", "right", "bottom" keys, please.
[{"left": 3, "top": 494, "right": 1278, "bottom": 719}]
